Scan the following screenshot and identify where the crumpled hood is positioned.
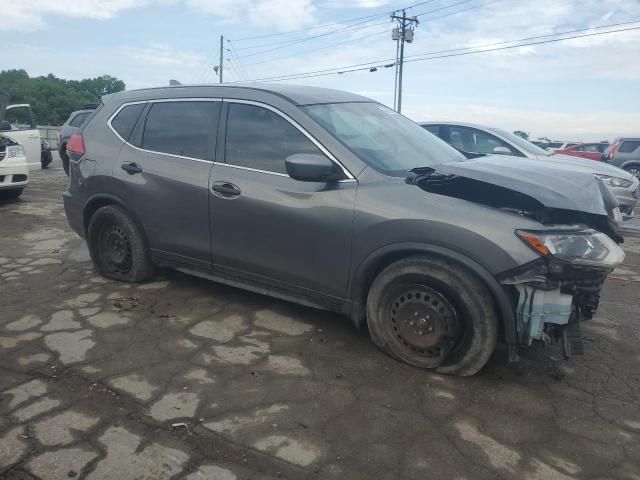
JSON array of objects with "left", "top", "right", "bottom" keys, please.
[
  {"left": 431, "top": 155, "right": 611, "bottom": 216},
  {"left": 536, "top": 153, "right": 633, "bottom": 179}
]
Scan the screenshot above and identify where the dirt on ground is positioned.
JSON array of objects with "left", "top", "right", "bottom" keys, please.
[{"left": 1, "top": 157, "right": 639, "bottom": 480}]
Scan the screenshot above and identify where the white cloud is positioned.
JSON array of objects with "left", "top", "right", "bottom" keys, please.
[{"left": 0, "top": 0, "right": 316, "bottom": 32}]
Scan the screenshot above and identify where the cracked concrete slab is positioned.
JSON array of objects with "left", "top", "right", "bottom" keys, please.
[
  {"left": 149, "top": 392, "right": 200, "bottom": 421},
  {"left": 4, "top": 379, "right": 48, "bottom": 409},
  {"left": 189, "top": 315, "right": 246, "bottom": 343},
  {"left": 4, "top": 315, "right": 42, "bottom": 331},
  {"left": 41, "top": 310, "right": 81, "bottom": 331},
  {"left": 44, "top": 329, "right": 94, "bottom": 364},
  {"left": 26, "top": 447, "right": 98, "bottom": 479},
  {"left": 91, "top": 426, "right": 189, "bottom": 479},
  {"left": 33, "top": 410, "right": 99, "bottom": 446},
  {"left": 186, "top": 464, "right": 237, "bottom": 480},
  {"left": 254, "top": 435, "right": 322, "bottom": 467},
  {"left": 109, "top": 374, "right": 159, "bottom": 402},
  {"left": 86, "top": 311, "right": 132, "bottom": 328},
  {"left": 12, "top": 397, "right": 61, "bottom": 422},
  {"left": 254, "top": 309, "right": 313, "bottom": 335},
  {"left": 0, "top": 426, "right": 28, "bottom": 469}
]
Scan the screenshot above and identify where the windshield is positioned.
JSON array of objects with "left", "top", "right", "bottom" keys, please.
[
  {"left": 303, "top": 102, "right": 465, "bottom": 175},
  {"left": 489, "top": 127, "right": 551, "bottom": 157}
]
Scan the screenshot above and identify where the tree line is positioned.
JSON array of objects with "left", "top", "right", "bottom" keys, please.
[{"left": 0, "top": 70, "right": 125, "bottom": 125}]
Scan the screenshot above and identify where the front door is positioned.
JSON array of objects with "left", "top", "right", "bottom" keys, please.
[
  {"left": 209, "top": 101, "right": 357, "bottom": 301},
  {"left": 112, "top": 99, "right": 221, "bottom": 269}
]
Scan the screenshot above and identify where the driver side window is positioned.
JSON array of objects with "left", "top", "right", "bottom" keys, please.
[{"left": 225, "top": 103, "right": 325, "bottom": 175}]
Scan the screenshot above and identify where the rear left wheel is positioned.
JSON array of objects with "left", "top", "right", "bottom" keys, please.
[
  {"left": 87, "top": 205, "right": 154, "bottom": 282},
  {"left": 366, "top": 255, "right": 498, "bottom": 376}
]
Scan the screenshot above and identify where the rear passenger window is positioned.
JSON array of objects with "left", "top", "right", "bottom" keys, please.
[
  {"left": 619, "top": 141, "right": 640, "bottom": 153},
  {"left": 112, "top": 104, "right": 144, "bottom": 141},
  {"left": 142, "top": 101, "right": 219, "bottom": 160},
  {"left": 225, "top": 103, "right": 324, "bottom": 175}
]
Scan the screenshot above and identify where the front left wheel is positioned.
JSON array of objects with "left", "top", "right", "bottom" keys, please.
[
  {"left": 87, "top": 205, "right": 154, "bottom": 282},
  {"left": 366, "top": 255, "right": 498, "bottom": 376}
]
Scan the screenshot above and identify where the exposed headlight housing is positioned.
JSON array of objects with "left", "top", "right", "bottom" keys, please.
[
  {"left": 6, "top": 145, "right": 24, "bottom": 158},
  {"left": 594, "top": 174, "right": 633, "bottom": 189},
  {"left": 516, "top": 229, "right": 625, "bottom": 268}
]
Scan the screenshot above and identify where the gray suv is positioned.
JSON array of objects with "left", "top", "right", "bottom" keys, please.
[
  {"left": 63, "top": 85, "right": 625, "bottom": 376},
  {"left": 606, "top": 138, "right": 640, "bottom": 179}
]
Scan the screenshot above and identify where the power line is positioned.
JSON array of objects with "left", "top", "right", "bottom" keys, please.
[
  {"left": 238, "top": 22, "right": 640, "bottom": 83},
  {"left": 243, "top": 28, "right": 391, "bottom": 67},
  {"left": 231, "top": 0, "right": 438, "bottom": 42}
]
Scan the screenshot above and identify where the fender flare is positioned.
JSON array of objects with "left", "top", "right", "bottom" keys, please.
[
  {"left": 348, "top": 242, "right": 517, "bottom": 346},
  {"left": 620, "top": 160, "right": 640, "bottom": 171},
  {"left": 82, "top": 193, "right": 150, "bottom": 249}
]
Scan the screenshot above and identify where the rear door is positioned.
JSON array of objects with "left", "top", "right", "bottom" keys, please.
[
  {"left": 3, "top": 105, "right": 40, "bottom": 170},
  {"left": 209, "top": 100, "right": 357, "bottom": 301},
  {"left": 111, "top": 99, "right": 221, "bottom": 270}
]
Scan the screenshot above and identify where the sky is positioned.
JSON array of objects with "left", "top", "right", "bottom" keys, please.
[{"left": 2, "top": 0, "right": 640, "bottom": 140}]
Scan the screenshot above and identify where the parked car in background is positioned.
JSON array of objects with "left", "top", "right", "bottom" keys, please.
[
  {"left": 421, "top": 122, "right": 639, "bottom": 219},
  {"left": 605, "top": 138, "right": 640, "bottom": 179},
  {"left": 0, "top": 102, "right": 41, "bottom": 170},
  {"left": 546, "top": 141, "right": 581, "bottom": 152},
  {"left": 555, "top": 142, "right": 609, "bottom": 161},
  {"left": 58, "top": 109, "right": 95, "bottom": 175},
  {"left": 63, "top": 85, "right": 626, "bottom": 376},
  {"left": 0, "top": 132, "right": 28, "bottom": 198}
]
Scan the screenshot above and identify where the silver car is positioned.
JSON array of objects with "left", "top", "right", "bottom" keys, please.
[{"left": 421, "top": 122, "right": 639, "bottom": 219}]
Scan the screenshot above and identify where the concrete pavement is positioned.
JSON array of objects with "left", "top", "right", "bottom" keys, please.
[{"left": 1, "top": 158, "right": 639, "bottom": 479}]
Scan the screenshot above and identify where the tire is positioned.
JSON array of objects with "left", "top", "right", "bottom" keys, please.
[
  {"left": 623, "top": 164, "right": 640, "bottom": 180},
  {"left": 60, "top": 147, "right": 70, "bottom": 175},
  {"left": 0, "top": 188, "right": 24, "bottom": 199},
  {"left": 87, "top": 205, "right": 154, "bottom": 282},
  {"left": 366, "top": 255, "right": 498, "bottom": 376}
]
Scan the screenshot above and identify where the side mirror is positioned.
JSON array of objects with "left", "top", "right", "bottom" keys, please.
[
  {"left": 493, "top": 146, "right": 511, "bottom": 155},
  {"left": 285, "top": 154, "right": 341, "bottom": 182},
  {"left": 0, "top": 120, "right": 11, "bottom": 131}
]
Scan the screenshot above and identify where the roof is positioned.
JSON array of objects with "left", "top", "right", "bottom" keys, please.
[{"left": 103, "top": 84, "right": 372, "bottom": 107}]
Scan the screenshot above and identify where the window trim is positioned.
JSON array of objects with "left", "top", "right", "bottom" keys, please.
[
  {"left": 220, "top": 99, "right": 355, "bottom": 181},
  {"left": 107, "top": 98, "right": 222, "bottom": 164}
]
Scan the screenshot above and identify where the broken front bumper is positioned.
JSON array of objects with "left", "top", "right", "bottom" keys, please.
[{"left": 500, "top": 259, "right": 611, "bottom": 358}]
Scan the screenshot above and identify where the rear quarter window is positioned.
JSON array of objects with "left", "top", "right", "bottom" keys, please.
[{"left": 111, "top": 103, "right": 145, "bottom": 142}]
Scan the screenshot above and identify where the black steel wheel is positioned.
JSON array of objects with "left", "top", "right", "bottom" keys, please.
[
  {"left": 87, "top": 205, "right": 154, "bottom": 282},
  {"left": 367, "top": 255, "right": 498, "bottom": 376},
  {"left": 624, "top": 164, "right": 640, "bottom": 179}
]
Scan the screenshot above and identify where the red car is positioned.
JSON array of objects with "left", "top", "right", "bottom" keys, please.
[{"left": 555, "top": 142, "right": 609, "bottom": 161}]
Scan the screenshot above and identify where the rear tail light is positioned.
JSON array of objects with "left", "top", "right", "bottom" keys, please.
[{"left": 67, "top": 133, "right": 85, "bottom": 156}]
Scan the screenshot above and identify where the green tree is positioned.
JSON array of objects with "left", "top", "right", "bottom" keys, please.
[{"left": 0, "top": 70, "right": 126, "bottom": 125}]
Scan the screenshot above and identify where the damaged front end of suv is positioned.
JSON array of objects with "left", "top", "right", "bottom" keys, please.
[{"left": 409, "top": 155, "right": 626, "bottom": 360}]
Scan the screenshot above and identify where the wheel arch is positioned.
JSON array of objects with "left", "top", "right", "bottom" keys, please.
[
  {"left": 620, "top": 160, "right": 640, "bottom": 171},
  {"left": 347, "top": 243, "right": 517, "bottom": 346},
  {"left": 82, "top": 194, "right": 150, "bottom": 249}
]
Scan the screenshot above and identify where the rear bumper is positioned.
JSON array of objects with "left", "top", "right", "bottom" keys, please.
[
  {"left": 0, "top": 161, "right": 29, "bottom": 190},
  {"left": 63, "top": 191, "right": 85, "bottom": 238}
]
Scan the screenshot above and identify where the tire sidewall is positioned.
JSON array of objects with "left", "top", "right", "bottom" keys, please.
[
  {"left": 87, "top": 205, "right": 153, "bottom": 282},
  {"left": 367, "top": 255, "right": 498, "bottom": 376}
]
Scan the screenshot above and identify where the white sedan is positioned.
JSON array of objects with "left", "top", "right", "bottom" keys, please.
[{"left": 0, "top": 133, "right": 28, "bottom": 198}]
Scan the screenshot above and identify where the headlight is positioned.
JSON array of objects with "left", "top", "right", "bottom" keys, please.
[
  {"left": 516, "top": 229, "right": 625, "bottom": 268},
  {"left": 6, "top": 145, "right": 24, "bottom": 158},
  {"left": 594, "top": 174, "right": 633, "bottom": 188}
]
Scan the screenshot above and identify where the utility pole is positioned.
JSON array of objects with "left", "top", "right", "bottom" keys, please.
[
  {"left": 219, "top": 35, "right": 224, "bottom": 83},
  {"left": 391, "top": 10, "right": 418, "bottom": 113}
]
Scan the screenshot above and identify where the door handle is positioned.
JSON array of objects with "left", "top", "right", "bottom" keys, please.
[
  {"left": 121, "top": 162, "right": 143, "bottom": 174},
  {"left": 212, "top": 182, "right": 241, "bottom": 198}
]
